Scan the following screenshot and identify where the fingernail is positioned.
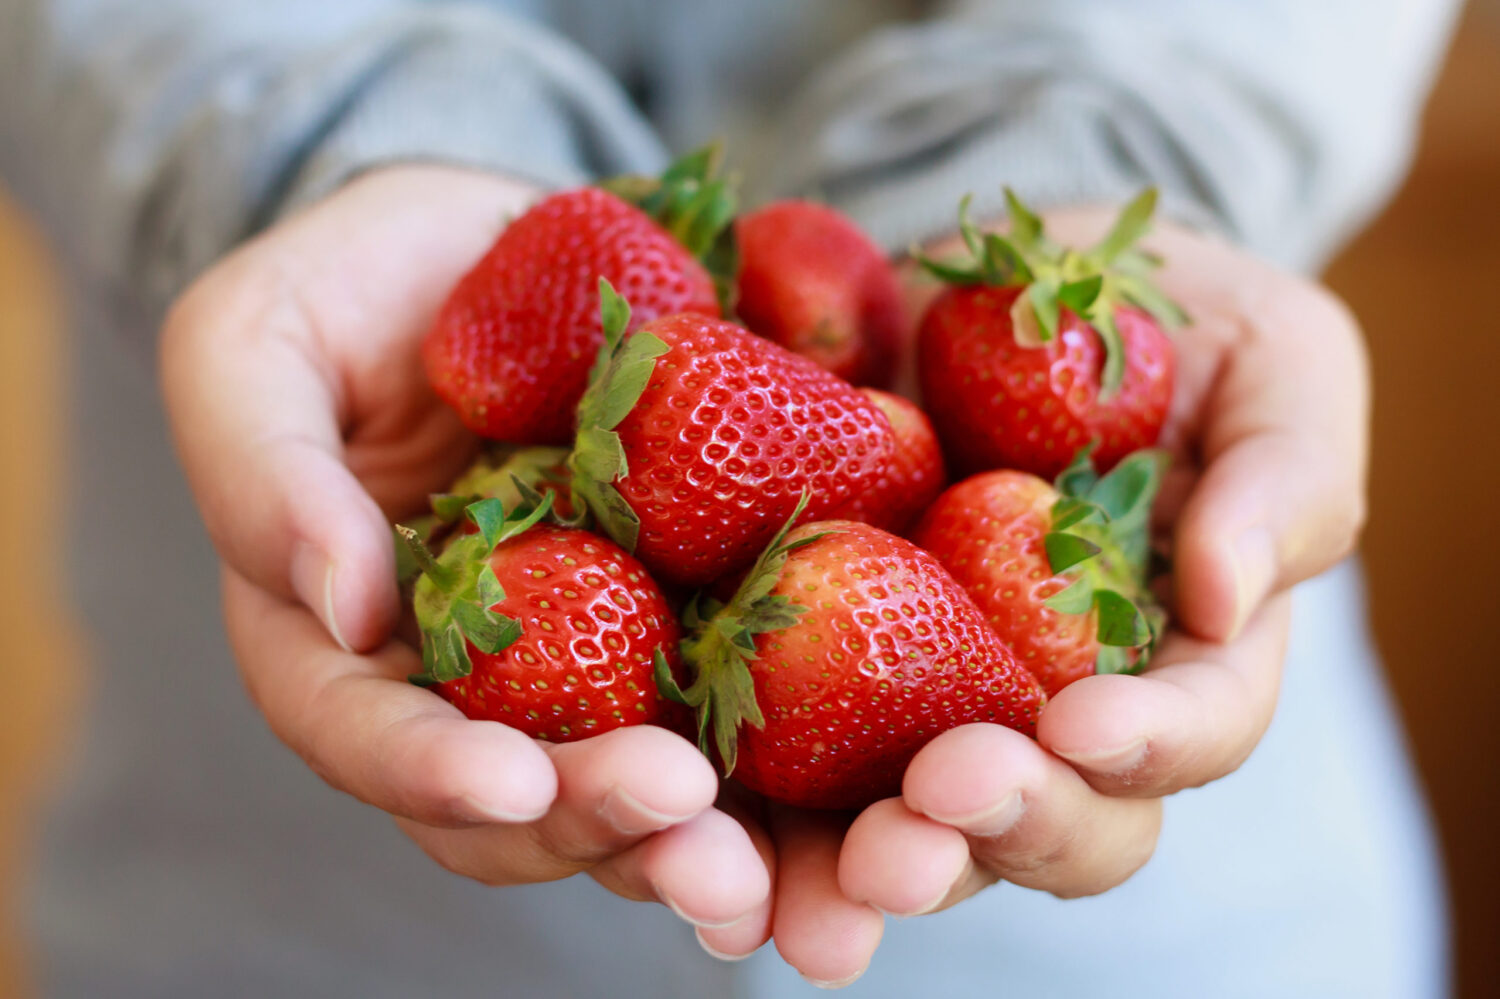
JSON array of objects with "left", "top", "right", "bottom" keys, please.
[
  {"left": 1228, "top": 526, "right": 1276, "bottom": 639},
  {"left": 291, "top": 542, "right": 350, "bottom": 651},
  {"left": 802, "top": 968, "right": 867, "bottom": 990},
  {"left": 458, "top": 793, "right": 548, "bottom": 825},
  {"left": 654, "top": 884, "right": 748, "bottom": 930},
  {"left": 1054, "top": 738, "right": 1148, "bottom": 776},
  {"left": 694, "top": 928, "right": 753, "bottom": 963},
  {"left": 599, "top": 786, "right": 696, "bottom": 836},
  {"left": 923, "top": 791, "right": 1027, "bottom": 839}
]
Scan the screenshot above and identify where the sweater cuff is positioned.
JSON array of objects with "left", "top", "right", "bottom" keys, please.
[
  {"left": 815, "top": 90, "right": 1224, "bottom": 257},
  {"left": 273, "top": 7, "right": 666, "bottom": 218}
]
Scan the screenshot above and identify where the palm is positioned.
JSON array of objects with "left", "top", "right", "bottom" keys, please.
[{"left": 263, "top": 171, "right": 536, "bottom": 520}]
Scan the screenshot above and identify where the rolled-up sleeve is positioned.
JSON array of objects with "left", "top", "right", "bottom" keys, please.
[
  {"left": 0, "top": 0, "right": 665, "bottom": 319},
  {"left": 772, "top": 0, "right": 1462, "bottom": 269}
]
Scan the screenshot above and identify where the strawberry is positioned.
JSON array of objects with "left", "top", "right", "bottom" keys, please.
[
  {"left": 911, "top": 449, "right": 1166, "bottom": 696},
  {"left": 565, "top": 282, "right": 894, "bottom": 588},
  {"left": 917, "top": 189, "right": 1184, "bottom": 479},
  {"left": 658, "top": 498, "right": 1046, "bottom": 810},
  {"left": 833, "top": 388, "right": 946, "bottom": 535},
  {"left": 398, "top": 495, "right": 684, "bottom": 742},
  {"left": 735, "top": 200, "right": 903, "bottom": 386},
  {"left": 424, "top": 149, "right": 735, "bottom": 445}
]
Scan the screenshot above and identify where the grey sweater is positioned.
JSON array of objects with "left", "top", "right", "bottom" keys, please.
[{"left": 0, "top": 0, "right": 1461, "bottom": 325}]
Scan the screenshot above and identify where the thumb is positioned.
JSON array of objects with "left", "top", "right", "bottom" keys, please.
[{"left": 160, "top": 269, "right": 397, "bottom": 652}]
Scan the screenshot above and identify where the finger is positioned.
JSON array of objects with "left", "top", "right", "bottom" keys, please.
[
  {"left": 839, "top": 798, "right": 992, "bottom": 915},
  {"left": 223, "top": 565, "right": 556, "bottom": 825},
  {"left": 398, "top": 723, "right": 722, "bottom": 887},
  {"left": 689, "top": 790, "right": 776, "bottom": 961},
  {"left": 591, "top": 806, "right": 772, "bottom": 935},
  {"left": 902, "top": 724, "right": 1162, "bottom": 898},
  {"left": 770, "top": 808, "right": 884, "bottom": 990},
  {"left": 1173, "top": 284, "right": 1368, "bottom": 641},
  {"left": 163, "top": 268, "right": 395, "bottom": 651},
  {"left": 1038, "top": 595, "right": 1291, "bottom": 797}
]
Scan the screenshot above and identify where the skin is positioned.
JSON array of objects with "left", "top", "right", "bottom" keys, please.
[{"left": 161, "top": 167, "right": 1367, "bottom": 987}]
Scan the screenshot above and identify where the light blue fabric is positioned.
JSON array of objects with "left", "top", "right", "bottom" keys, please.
[{"left": 0, "top": 1, "right": 1460, "bottom": 995}]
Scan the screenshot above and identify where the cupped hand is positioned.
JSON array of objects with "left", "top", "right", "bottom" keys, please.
[
  {"left": 160, "top": 166, "right": 769, "bottom": 932},
  {"left": 754, "top": 207, "right": 1369, "bottom": 987}
]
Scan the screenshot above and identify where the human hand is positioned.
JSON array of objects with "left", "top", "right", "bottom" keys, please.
[
  {"left": 160, "top": 166, "right": 771, "bottom": 931},
  {"left": 752, "top": 207, "right": 1368, "bottom": 986}
]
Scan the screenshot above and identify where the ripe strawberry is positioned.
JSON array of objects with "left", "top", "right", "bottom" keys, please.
[
  {"left": 735, "top": 200, "right": 903, "bottom": 386},
  {"left": 398, "top": 496, "right": 684, "bottom": 742},
  {"left": 566, "top": 282, "right": 894, "bottom": 588},
  {"left": 833, "top": 388, "right": 946, "bottom": 535},
  {"left": 424, "top": 149, "right": 735, "bottom": 445},
  {"left": 917, "top": 189, "right": 1183, "bottom": 479},
  {"left": 912, "top": 449, "right": 1166, "bottom": 696},
  {"left": 658, "top": 499, "right": 1046, "bottom": 810}
]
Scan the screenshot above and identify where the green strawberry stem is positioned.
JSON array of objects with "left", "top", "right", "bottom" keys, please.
[
  {"left": 566, "top": 280, "right": 669, "bottom": 553},
  {"left": 657, "top": 491, "right": 828, "bottom": 774},
  {"left": 1039, "top": 446, "right": 1169, "bottom": 674},
  {"left": 601, "top": 142, "right": 741, "bottom": 314},
  {"left": 916, "top": 187, "right": 1188, "bottom": 397},
  {"left": 398, "top": 493, "right": 557, "bottom": 686}
]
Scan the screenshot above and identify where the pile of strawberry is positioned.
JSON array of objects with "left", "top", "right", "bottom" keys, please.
[{"left": 398, "top": 148, "right": 1186, "bottom": 810}]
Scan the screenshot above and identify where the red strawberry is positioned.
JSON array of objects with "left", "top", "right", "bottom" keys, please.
[
  {"left": 658, "top": 502, "right": 1045, "bottom": 810},
  {"left": 834, "top": 388, "right": 946, "bottom": 535},
  {"left": 917, "top": 189, "right": 1182, "bottom": 479},
  {"left": 912, "top": 449, "right": 1166, "bottom": 696},
  {"left": 399, "top": 496, "right": 684, "bottom": 742},
  {"left": 424, "top": 151, "right": 736, "bottom": 445},
  {"left": 566, "top": 282, "right": 894, "bottom": 587},
  {"left": 735, "top": 200, "right": 903, "bottom": 386}
]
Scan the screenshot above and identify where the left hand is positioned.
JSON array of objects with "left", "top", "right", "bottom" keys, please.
[{"left": 710, "top": 206, "right": 1368, "bottom": 987}]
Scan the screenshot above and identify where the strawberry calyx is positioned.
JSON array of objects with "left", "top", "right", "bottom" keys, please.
[
  {"left": 566, "top": 280, "right": 670, "bottom": 553},
  {"left": 601, "top": 143, "right": 740, "bottom": 314},
  {"left": 1040, "top": 446, "right": 1168, "bottom": 675},
  {"left": 917, "top": 187, "right": 1188, "bottom": 396},
  {"left": 656, "top": 491, "right": 829, "bottom": 774},
  {"left": 397, "top": 492, "right": 558, "bottom": 686},
  {"left": 428, "top": 444, "right": 572, "bottom": 525}
]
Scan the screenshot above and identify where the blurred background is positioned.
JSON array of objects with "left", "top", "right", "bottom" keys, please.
[{"left": 1, "top": 3, "right": 1497, "bottom": 997}]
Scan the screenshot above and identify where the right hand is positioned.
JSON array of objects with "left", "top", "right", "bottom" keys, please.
[{"left": 161, "top": 166, "right": 773, "bottom": 935}]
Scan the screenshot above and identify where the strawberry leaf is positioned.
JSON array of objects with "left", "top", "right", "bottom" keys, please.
[
  {"left": 914, "top": 250, "right": 983, "bottom": 285},
  {"left": 466, "top": 498, "right": 508, "bottom": 549},
  {"left": 1093, "top": 306, "right": 1126, "bottom": 398},
  {"left": 1094, "top": 645, "right": 1137, "bottom": 676},
  {"left": 1044, "top": 531, "right": 1101, "bottom": 574},
  {"left": 1088, "top": 451, "right": 1159, "bottom": 524},
  {"left": 671, "top": 492, "right": 826, "bottom": 775},
  {"left": 1058, "top": 274, "right": 1104, "bottom": 313},
  {"left": 1044, "top": 577, "right": 1095, "bottom": 615},
  {"left": 1025, "top": 277, "right": 1061, "bottom": 344},
  {"left": 1055, "top": 444, "right": 1101, "bottom": 499},
  {"left": 654, "top": 647, "right": 691, "bottom": 705},
  {"left": 429, "top": 493, "right": 474, "bottom": 523},
  {"left": 1004, "top": 186, "right": 1044, "bottom": 248},
  {"left": 569, "top": 281, "right": 669, "bottom": 553},
  {"left": 1051, "top": 496, "right": 1106, "bottom": 533},
  {"left": 1094, "top": 589, "right": 1152, "bottom": 647},
  {"left": 984, "top": 232, "right": 1033, "bottom": 284},
  {"left": 598, "top": 332, "right": 670, "bottom": 428},
  {"left": 1090, "top": 188, "right": 1157, "bottom": 264}
]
